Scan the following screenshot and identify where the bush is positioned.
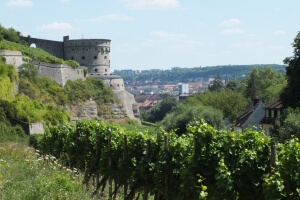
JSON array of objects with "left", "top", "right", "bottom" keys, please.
[
  {"left": 272, "top": 108, "right": 300, "bottom": 142},
  {"left": 160, "top": 104, "right": 224, "bottom": 135}
]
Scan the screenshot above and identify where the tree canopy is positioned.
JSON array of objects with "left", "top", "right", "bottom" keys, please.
[
  {"left": 208, "top": 73, "right": 224, "bottom": 92},
  {"left": 186, "top": 90, "right": 247, "bottom": 122},
  {"left": 244, "top": 67, "right": 286, "bottom": 104},
  {"left": 281, "top": 33, "right": 300, "bottom": 108},
  {"left": 160, "top": 103, "right": 224, "bottom": 135},
  {"left": 141, "top": 96, "right": 178, "bottom": 123}
]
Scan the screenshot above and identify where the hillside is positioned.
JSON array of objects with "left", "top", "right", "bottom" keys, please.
[
  {"left": 0, "top": 25, "right": 78, "bottom": 68},
  {"left": 116, "top": 64, "right": 286, "bottom": 86},
  {"left": 0, "top": 25, "right": 128, "bottom": 138}
]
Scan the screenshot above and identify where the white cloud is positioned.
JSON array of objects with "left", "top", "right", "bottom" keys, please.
[
  {"left": 121, "top": 0, "right": 180, "bottom": 9},
  {"left": 36, "top": 22, "right": 73, "bottom": 31},
  {"left": 151, "top": 31, "right": 186, "bottom": 39},
  {"left": 269, "top": 45, "right": 284, "bottom": 50},
  {"left": 104, "top": 14, "right": 134, "bottom": 21},
  {"left": 84, "top": 14, "right": 134, "bottom": 23},
  {"left": 221, "top": 28, "right": 244, "bottom": 34},
  {"left": 60, "top": 0, "right": 70, "bottom": 3},
  {"left": 233, "top": 42, "right": 262, "bottom": 48},
  {"left": 273, "top": 30, "right": 286, "bottom": 35},
  {"left": 220, "top": 18, "right": 242, "bottom": 27},
  {"left": 5, "top": 0, "right": 32, "bottom": 7},
  {"left": 220, "top": 51, "right": 232, "bottom": 56},
  {"left": 247, "top": 33, "right": 256, "bottom": 38}
]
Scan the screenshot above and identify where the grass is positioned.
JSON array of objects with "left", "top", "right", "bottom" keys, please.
[
  {"left": 0, "top": 142, "right": 93, "bottom": 200},
  {"left": 0, "top": 39, "right": 79, "bottom": 68}
]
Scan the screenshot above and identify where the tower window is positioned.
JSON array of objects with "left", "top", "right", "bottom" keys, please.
[
  {"left": 82, "top": 56, "right": 85, "bottom": 60},
  {"left": 95, "top": 69, "right": 98, "bottom": 72},
  {"left": 104, "top": 56, "right": 107, "bottom": 59},
  {"left": 94, "top": 56, "right": 97, "bottom": 59}
]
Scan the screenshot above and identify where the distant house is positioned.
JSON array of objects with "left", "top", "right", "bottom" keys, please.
[
  {"left": 234, "top": 99, "right": 265, "bottom": 133},
  {"left": 260, "top": 99, "right": 283, "bottom": 136},
  {"left": 137, "top": 99, "right": 159, "bottom": 110}
]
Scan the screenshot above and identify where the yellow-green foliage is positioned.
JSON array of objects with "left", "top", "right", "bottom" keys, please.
[
  {"left": 0, "top": 95, "right": 70, "bottom": 124},
  {"left": 0, "top": 76, "right": 15, "bottom": 100},
  {"left": 0, "top": 58, "right": 17, "bottom": 100}
]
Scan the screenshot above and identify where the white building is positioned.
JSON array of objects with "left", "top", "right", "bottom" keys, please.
[{"left": 178, "top": 83, "right": 189, "bottom": 94}]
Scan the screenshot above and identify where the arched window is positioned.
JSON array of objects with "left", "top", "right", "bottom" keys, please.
[{"left": 30, "top": 43, "right": 37, "bottom": 48}]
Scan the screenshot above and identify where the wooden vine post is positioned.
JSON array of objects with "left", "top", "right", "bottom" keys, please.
[
  {"left": 143, "top": 139, "right": 151, "bottom": 200},
  {"left": 108, "top": 130, "right": 112, "bottom": 200},
  {"left": 96, "top": 129, "right": 99, "bottom": 194},
  {"left": 270, "top": 138, "right": 276, "bottom": 170},
  {"left": 124, "top": 135, "right": 128, "bottom": 199},
  {"left": 164, "top": 135, "right": 169, "bottom": 200},
  {"left": 193, "top": 136, "right": 198, "bottom": 200}
]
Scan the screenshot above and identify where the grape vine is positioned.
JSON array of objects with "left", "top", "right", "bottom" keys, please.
[{"left": 30, "top": 120, "right": 300, "bottom": 199}]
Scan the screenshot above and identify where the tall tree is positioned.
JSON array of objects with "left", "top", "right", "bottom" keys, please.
[
  {"left": 208, "top": 73, "right": 224, "bottom": 92},
  {"left": 244, "top": 67, "right": 259, "bottom": 100},
  {"left": 281, "top": 33, "right": 300, "bottom": 108},
  {"left": 244, "top": 67, "right": 286, "bottom": 103}
]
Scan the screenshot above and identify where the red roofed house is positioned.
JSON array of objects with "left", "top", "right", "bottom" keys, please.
[
  {"left": 234, "top": 99, "right": 265, "bottom": 133},
  {"left": 260, "top": 99, "right": 283, "bottom": 136}
]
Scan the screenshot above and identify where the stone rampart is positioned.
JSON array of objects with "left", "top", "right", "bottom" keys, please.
[
  {"left": 0, "top": 50, "right": 24, "bottom": 70},
  {"left": 113, "top": 90, "right": 140, "bottom": 121},
  {"left": 91, "top": 74, "right": 125, "bottom": 90},
  {"left": 29, "top": 123, "right": 44, "bottom": 134},
  {"left": 33, "top": 61, "right": 86, "bottom": 86}
]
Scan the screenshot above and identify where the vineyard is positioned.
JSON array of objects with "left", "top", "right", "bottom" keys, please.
[{"left": 30, "top": 120, "right": 300, "bottom": 200}]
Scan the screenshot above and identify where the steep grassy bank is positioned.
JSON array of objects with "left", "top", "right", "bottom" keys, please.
[{"left": 0, "top": 142, "right": 93, "bottom": 199}]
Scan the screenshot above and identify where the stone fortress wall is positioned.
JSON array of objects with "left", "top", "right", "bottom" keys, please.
[
  {"left": 0, "top": 50, "right": 86, "bottom": 87},
  {"left": 18, "top": 34, "right": 139, "bottom": 120},
  {"left": 20, "top": 35, "right": 64, "bottom": 58},
  {"left": 33, "top": 61, "right": 86, "bottom": 86},
  {"left": 0, "top": 50, "right": 23, "bottom": 70}
]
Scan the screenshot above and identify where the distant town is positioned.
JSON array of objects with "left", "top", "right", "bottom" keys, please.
[{"left": 114, "top": 64, "right": 286, "bottom": 109}]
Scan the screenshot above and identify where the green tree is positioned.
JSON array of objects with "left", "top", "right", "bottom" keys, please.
[
  {"left": 208, "top": 73, "right": 224, "bottom": 92},
  {"left": 272, "top": 108, "right": 300, "bottom": 142},
  {"left": 160, "top": 104, "right": 224, "bottom": 135},
  {"left": 141, "top": 96, "right": 178, "bottom": 123},
  {"left": 0, "top": 25, "right": 20, "bottom": 43},
  {"left": 186, "top": 90, "right": 247, "bottom": 122},
  {"left": 18, "top": 63, "right": 38, "bottom": 82},
  {"left": 225, "top": 79, "right": 240, "bottom": 92},
  {"left": 244, "top": 67, "right": 286, "bottom": 103},
  {"left": 280, "top": 32, "right": 300, "bottom": 108},
  {"left": 244, "top": 67, "right": 259, "bottom": 100}
]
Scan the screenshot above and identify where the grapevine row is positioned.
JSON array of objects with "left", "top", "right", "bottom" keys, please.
[{"left": 30, "top": 120, "right": 300, "bottom": 200}]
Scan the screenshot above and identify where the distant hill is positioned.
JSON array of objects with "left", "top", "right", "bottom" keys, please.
[{"left": 116, "top": 64, "right": 286, "bottom": 85}]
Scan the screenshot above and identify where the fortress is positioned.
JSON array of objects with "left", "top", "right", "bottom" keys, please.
[
  {"left": 11, "top": 34, "right": 139, "bottom": 120},
  {"left": 19, "top": 34, "right": 126, "bottom": 90}
]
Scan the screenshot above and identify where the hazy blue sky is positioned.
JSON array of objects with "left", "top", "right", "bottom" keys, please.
[{"left": 1, "top": 0, "right": 299, "bottom": 71}]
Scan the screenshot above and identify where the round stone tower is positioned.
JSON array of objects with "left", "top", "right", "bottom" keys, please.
[{"left": 63, "top": 37, "right": 111, "bottom": 75}]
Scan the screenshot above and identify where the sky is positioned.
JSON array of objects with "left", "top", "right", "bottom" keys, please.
[{"left": 1, "top": 0, "right": 300, "bottom": 71}]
